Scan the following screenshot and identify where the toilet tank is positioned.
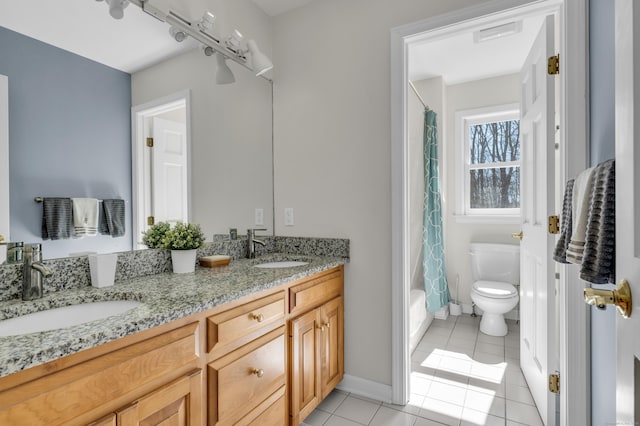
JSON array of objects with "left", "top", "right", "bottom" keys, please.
[{"left": 469, "top": 243, "right": 520, "bottom": 284}]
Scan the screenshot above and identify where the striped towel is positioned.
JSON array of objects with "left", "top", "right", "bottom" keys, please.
[
  {"left": 71, "top": 198, "right": 99, "bottom": 237},
  {"left": 41, "top": 198, "right": 74, "bottom": 240},
  {"left": 99, "top": 199, "right": 126, "bottom": 237},
  {"left": 566, "top": 167, "right": 596, "bottom": 264},
  {"left": 553, "top": 179, "right": 574, "bottom": 263},
  {"left": 580, "top": 160, "right": 615, "bottom": 284}
]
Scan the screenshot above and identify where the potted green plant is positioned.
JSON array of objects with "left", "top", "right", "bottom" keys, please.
[{"left": 142, "top": 221, "right": 205, "bottom": 273}]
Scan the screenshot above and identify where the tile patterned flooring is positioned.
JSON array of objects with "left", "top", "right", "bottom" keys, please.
[{"left": 302, "top": 315, "right": 543, "bottom": 426}]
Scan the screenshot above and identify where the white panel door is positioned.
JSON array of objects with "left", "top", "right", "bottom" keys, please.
[
  {"left": 519, "top": 15, "right": 556, "bottom": 425},
  {"left": 0, "top": 75, "right": 9, "bottom": 263},
  {"left": 615, "top": 0, "right": 640, "bottom": 422},
  {"left": 151, "top": 117, "right": 188, "bottom": 226}
]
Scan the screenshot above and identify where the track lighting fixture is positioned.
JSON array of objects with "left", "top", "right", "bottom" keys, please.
[
  {"left": 215, "top": 53, "right": 236, "bottom": 85},
  {"left": 95, "top": 0, "right": 129, "bottom": 20},
  {"left": 98, "top": 1, "right": 274, "bottom": 83},
  {"left": 169, "top": 27, "right": 187, "bottom": 42},
  {"left": 201, "top": 45, "right": 215, "bottom": 56},
  {"left": 224, "top": 30, "right": 244, "bottom": 53},
  {"left": 246, "top": 40, "right": 273, "bottom": 76},
  {"left": 197, "top": 11, "right": 216, "bottom": 33}
]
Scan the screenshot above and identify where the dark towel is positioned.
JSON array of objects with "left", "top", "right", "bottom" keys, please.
[
  {"left": 41, "top": 198, "right": 74, "bottom": 240},
  {"left": 580, "top": 159, "right": 615, "bottom": 284},
  {"left": 553, "top": 179, "right": 574, "bottom": 264},
  {"left": 99, "top": 199, "right": 126, "bottom": 237}
]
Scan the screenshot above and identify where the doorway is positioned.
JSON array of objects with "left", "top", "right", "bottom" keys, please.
[
  {"left": 390, "top": 1, "right": 589, "bottom": 424},
  {"left": 131, "top": 90, "right": 191, "bottom": 249}
]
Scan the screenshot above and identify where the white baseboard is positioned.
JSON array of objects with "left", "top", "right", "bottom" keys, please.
[{"left": 336, "top": 374, "right": 393, "bottom": 404}]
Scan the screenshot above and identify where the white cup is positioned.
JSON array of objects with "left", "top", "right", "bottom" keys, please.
[{"left": 88, "top": 254, "right": 118, "bottom": 288}]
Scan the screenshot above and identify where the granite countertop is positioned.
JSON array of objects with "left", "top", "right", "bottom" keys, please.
[{"left": 0, "top": 253, "right": 345, "bottom": 378}]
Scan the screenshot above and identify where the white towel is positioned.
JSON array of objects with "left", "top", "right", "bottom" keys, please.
[
  {"left": 71, "top": 198, "right": 99, "bottom": 237},
  {"left": 566, "top": 167, "right": 596, "bottom": 264}
]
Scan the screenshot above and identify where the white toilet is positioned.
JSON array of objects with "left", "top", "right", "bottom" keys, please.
[{"left": 470, "top": 243, "right": 520, "bottom": 336}]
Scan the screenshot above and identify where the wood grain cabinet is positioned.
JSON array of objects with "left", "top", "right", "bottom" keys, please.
[
  {"left": 289, "top": 269, "right": 344, "bottom": 426},
  {"left": 0, "top": 266, "right": 344, "bottom": 426}
]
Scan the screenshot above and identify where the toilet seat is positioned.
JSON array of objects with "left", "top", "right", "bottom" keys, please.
[{"left": 472, "top": 280, "right": 517, "bottom": 299}]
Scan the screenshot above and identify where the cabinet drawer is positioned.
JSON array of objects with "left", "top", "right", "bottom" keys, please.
[
  {"left": 0, "top": 323, "right": 199, "bottom": 426},
  {"left": 207, "top": 292, "right": 285, "bottom": 355},
  {"left": 208, "top": 327, "right": 286, "bottom": 424},
  {"left": 236, "top": 387, "right": 286, "bottom": 426},
  {"left": 289, "top": 268, "right": 343, "bottom": 315}
]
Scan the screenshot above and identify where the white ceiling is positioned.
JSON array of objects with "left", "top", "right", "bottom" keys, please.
[
  {"left": 409, "top": 14, "right": 545, "bottom": 85},
  {"left": 0, "top": 0, "right": 311, "bottom": 74},
  {"left": 2, "top": 0, "right": 541, "bottom": 82},
  {"left": 0, "top": 1, "right": 200, "bottom": 73}
]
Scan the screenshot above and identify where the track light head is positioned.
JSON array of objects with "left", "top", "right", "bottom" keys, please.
[
  {"left": 169, "top": 27, "right": 187, "bottom": 42},
  {"left": 215, "top": 53, "right": 235, "bottom": 85},
  {"left": 197, "top": 11, "right": 216, "bottom": 33},
  {"left": 96, "top": 0, "right": 129, "bottom": 20},
  {"left": 201, "top": 45, "right": 215, "bottom": 56},
  {"left": 246, "top": 40, "right": 273, "bottom": 76}
]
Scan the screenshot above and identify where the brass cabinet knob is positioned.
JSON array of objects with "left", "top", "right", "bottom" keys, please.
[
  {"left": 584, "top": 279, "right": 632, "bottom": 318},
  {"left": 512, "top": 231, "right": 524, "bottom": 240},
  {"left": 317, "top": 322, "right": 330, "bottom": 331},
  {"left": 251, "top": 368, "right": 264, "bottom": 378},
  {"left": 0, "top": 234, "right": 4, "bottom": 243},
  {"left": 249, "top": 313, "right": 264, "bottom": 322}
]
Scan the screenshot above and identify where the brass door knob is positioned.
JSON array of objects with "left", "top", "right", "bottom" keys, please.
[
  {"left": 0, "top": 234, "right": 4, "bottom": 243},
  {"left": 512, "top": 231, "right": 524, "bottom": 240},
  {"left": 584, "top": 279, "right": 632, "bottom": 318}
]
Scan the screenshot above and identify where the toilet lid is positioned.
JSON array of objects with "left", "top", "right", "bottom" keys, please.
[{"left": 472, "top": 281, "right": 517, "bottom": 299}]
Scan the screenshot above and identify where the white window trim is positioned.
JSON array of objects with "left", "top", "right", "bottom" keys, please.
[{"left": 454, "top": 102, "right": 521, "bottom": 223}]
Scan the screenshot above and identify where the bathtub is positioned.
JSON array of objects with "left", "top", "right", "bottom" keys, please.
[{"left": 409, "top": 289, "right": 433, "bottom": 353}]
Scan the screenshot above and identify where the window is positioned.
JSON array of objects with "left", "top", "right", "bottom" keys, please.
[{"left": 455, "top": 104, "right": 520, "bottom": 222}]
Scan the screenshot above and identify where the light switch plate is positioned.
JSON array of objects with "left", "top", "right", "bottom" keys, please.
[
  {"left": 255, "top": 208, "right": 264, "bottom": 226},
  {"left": 284, "top": 208, "right": 294, "bottom": 226}
]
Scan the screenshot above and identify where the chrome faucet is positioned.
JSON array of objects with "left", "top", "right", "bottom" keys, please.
[
  {"left": 247, "top": 228, "right": 267, "bottom": 259},
  {"left": 22, "top": 243, "right": 53, "bottom": 301}
]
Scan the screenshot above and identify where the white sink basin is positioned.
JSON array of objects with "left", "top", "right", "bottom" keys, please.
[
  {"left": 0, "top": 300, "right": 143, "bottom": 337},
  {"left": 255, "top": 261, "right": 309, "bottom": 269}
]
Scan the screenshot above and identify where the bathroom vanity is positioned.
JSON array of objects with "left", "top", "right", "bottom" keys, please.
[{"left": 0, "top": 254, "right": 344, "bottom": 425}]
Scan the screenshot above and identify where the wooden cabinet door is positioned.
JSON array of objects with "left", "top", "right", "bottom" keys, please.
[
  {"left": 117, "top": 370, "right": 203, "bottom": 426},
  {"left": 289, "top": 308, "right": 321, "bottom": 424},
  {"left": 320, "top": 296, "right": 344, "bottom": 399},
  {"left": 87, "top": 413, "right": 116, "bottom": 426}
]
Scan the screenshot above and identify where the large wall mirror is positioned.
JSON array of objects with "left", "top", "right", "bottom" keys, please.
[{"left": 0, "top": 0, "right": 274, "bottom": 259}]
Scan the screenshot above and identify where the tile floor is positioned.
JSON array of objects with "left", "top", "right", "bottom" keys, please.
[{"left": 301, "top": 314, "right": 543, "bottom": 426}]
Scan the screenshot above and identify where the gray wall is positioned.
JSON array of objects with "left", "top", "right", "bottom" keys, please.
[
  {"left": 589, "top": 0, "right": 616, "bottom": 424},
  {"left": 0, "top": 26, "right": 132, "bottom": 259}
]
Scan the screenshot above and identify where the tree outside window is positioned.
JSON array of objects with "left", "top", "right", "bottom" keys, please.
[{"left": 468, "top": 119, "right": 520, "bottom": 209}]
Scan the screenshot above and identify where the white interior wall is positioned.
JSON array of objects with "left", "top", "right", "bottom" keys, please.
[
  {"left": 271, "top": 0, "right": 494, "bottom": 388},
  {"left": 442, "top": 74, "right": 521, "bottom": 308}
]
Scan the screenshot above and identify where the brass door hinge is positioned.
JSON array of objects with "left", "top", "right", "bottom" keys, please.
[
  {"left": 548, "top": 215, "right": 560, "bottom": 234},
  {"left": 548, "top": 54, "right": 560, "bottom": 75},
  {"left": 549, "top": 373, "right": 560, "bottom": 394},
  {"left": 147, "top": 216, "right": 155, "bottom": 226},
  {"left": 146, "top": 137, "right": 154, "bottom": 148}
]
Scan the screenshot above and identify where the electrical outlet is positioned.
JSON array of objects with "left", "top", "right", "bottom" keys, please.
[
  {"left": 284, "top": 208, "right": 294, "bottom": 226},
  {"left": 255, "top": 208, "right": 264, "bottom": 226}
]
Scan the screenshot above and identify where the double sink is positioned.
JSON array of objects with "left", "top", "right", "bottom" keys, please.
[{"left": 0, "top": 259, "right": 309, "bottom": 338}]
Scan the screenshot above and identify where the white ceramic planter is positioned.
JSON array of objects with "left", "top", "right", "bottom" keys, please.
[{"left": 171, "top": 249, "right": 197, "bottom": 273}]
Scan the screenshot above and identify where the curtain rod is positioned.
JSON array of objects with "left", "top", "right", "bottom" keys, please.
[{"left": 408, "top": 80, "right": 430, "bottom": 111}]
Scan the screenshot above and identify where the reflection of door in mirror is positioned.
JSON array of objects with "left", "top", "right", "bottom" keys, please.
[
  {"left": 132, "top": 91, "right": 191, "bottom": 250},
  {"left": 152, "top": 116, "right": 188, "bottom": 228},
  {"left": 0, "top": 75, "right": 9, "bottom": 263}
]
